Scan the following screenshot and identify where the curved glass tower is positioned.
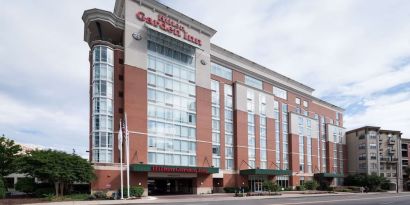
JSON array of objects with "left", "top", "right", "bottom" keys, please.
[{"left": 91, "top": 45, "right": 114, "bottom": 163}]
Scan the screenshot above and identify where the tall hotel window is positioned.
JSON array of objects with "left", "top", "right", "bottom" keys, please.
[
  {"left": 335, "top": 112, "right": 340, "bottom": 126},
  {"left": 211, "top": 80, "right": 221, "bottom": 167},
  {"left": 273, "top": 86, "right": 287, "bottom": 100},
  {"left": 306, "top": 119, "right": 313, "bottom": 173},
  {"left": 332, "top": 127, "right": 338, "bottom": 173},
  {"left": 147, "top": 29, "right": 197, "bottom": 167},
  {"left": 274, "top": 100, "right": 281, "bottom": 168},
  {"left": 92, "top": 45, "right": 114, "bottom": 163},
  {"left": 314, "top": 114, "right": 320, "bottom": 170},
  {"left": 298, "top": 116, "right": 304, "bottom": 172},
  {"left": 282, "top": 104, "right": 289, "bottom": 169},
  {"left": 247, "top": 90, "right": 256, "bottom": 168},
  {"left": 320, "top": 116, "right": 327, "bottom": 172},
  {"left": 245, "top": 76, "right": 263, "bottom": 90},
  {"left": 211, "top": 63, "right": 232, "bottom": 80},
  {"left": 224, "top": 84, "right": 234, "bottom": 170},
  {"left": 259, "top": 94, "right": 267, "bottom": 169}
]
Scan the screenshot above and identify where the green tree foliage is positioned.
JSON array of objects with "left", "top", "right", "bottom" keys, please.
[
  {"left": 304, "top": 180, "right": 319, "bottom": 190},
  {"left": 15, "top": 178, "right": 35, "bottom": 193},
  {"left": 344, "top": 173, "right": 389, "bottom": 191},
  {"left": 0, "top": 135, "right": 22, "bottom": 177},
  {"left": 17, "top": 150, "right": 95, "bottom": 196},
  {"left": 0, "top": 178, "right": 5, "bottom": 199}
]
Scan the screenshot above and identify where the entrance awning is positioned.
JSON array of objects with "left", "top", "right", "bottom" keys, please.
[
  {"left": 240, "top": 169, "right": 291, "bottom": 176},
  {"left": 314, "top": 173, "right": 344, "bottom": 178},
  {"left": 131, "top": 164, "right": 219, "bottom": 174}
]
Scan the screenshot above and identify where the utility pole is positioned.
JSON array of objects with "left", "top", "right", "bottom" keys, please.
[{"left": 397, "top": 161, "right": 399, "bottom": 193}]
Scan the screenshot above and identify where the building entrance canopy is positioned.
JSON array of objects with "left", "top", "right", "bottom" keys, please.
[
  {"left": 131, "top": 164, "right": 219, "bottom": 174},
  {"left": 239, "top": 169, "right": 291, "bottom": 176},
  {"left": 314, "top": 173, "right": 344, "bottom": 178}
]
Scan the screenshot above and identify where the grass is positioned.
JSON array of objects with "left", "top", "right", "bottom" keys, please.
[{"left": 47, "top": 194, "right": 89, "bottom": 201}]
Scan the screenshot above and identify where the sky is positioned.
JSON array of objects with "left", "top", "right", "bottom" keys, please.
[{"left": 1, "top": 0, "right": 410, "bottom": 158}]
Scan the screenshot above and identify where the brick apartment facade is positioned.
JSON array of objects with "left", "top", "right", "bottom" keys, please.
[{"left": 82, "top": 0, "right": 346, "bottom": 196}]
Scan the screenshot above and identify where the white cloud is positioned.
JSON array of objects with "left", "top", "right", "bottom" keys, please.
[
  {"left": 1, "top": 0, "right": 410, "bottom": 155},
  {"left": 161, "top": 0, "right": 410, "bottom": 136},
  {"left": 0, "top": 0, "right": 114, "bottom": 156},
  {"left": 345, "top": 91, "right": 410, "bottom": 136}
]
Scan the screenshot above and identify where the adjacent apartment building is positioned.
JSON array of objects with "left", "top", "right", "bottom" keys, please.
[
  {"left": 402, "top": 138, "right": 410, "bottom": 190},
  {"left": 82, "top": 0, "right": 346, "bottom": 195},
  {"left": 346, "top": 126, "right": 403, "bottom": 191}
]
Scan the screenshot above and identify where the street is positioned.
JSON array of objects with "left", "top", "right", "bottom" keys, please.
[{"left": 120, "top": 193, "right": 410, "bottom": 205}]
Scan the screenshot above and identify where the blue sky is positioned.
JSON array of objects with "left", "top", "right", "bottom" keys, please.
[{"left": 1, "top": 0, "right": 409, "bottom": 157}]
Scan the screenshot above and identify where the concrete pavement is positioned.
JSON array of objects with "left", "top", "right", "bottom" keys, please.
[{"left": 24, "top": 192, "right": 410, "bottom": 205}]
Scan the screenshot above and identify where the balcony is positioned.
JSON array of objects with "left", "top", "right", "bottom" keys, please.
[
  {"left": 380, "top": 157, "right": 398, "bottom": 162},
  {"left": 388, "top": 139, "right": 396, "bottom": 145},
  {"left": 359, "top": 134, "right": 365, "bottom": 140}
]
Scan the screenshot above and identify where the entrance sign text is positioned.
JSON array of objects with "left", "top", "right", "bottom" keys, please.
[
  {"left": 151, "top": 166, "right": 208, "bottom": 173},
  {"left": 136, "top": 11, "right": 202, "bottom": 46}
]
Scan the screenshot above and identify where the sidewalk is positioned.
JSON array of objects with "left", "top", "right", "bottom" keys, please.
[{"left": 26, "top": 192, "right": 384, "bottom": 205}]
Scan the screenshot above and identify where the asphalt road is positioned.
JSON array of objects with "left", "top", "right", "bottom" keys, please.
[{"left": 123, "top": 193, "right": 410, "bottom": 205}]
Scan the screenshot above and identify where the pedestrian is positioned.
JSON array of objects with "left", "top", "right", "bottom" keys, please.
[
  {"left": 360, "top": 186, "right": 364, "bottom": 193},
  {"left": 364, "top": 186, "right": 369, "bottom": 193}
]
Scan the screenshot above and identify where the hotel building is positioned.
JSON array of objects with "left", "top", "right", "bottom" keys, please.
[
  {"left": 82, "top": 0, "right": 346, "bottom": 195},
  {"left": 346, "top": 126, "right": 403, "bottom": 191}
]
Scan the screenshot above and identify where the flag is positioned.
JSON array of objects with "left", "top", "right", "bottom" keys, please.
[
  {"left": 124, "top": 113, "right": 129, "bottom": 143},
  {"left": 118, "top": 120, "right": 123, "bottom": 151},
  {"left": 124, "top": 112, "right": 130, "bottom": 198}
]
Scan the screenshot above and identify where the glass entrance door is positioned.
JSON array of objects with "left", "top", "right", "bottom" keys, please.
[
  {"left": 255, "top": 181, "right": 263, "bottom": 192},
  {"left": 248, "top": 175, "right": 267, "bottom": 192}
]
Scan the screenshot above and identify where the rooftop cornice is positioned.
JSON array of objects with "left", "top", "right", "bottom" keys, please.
[
  {"left": 82, "top": 8, "right": 125, "bottom": 44},
  {"left": 134, "top": 0, "right": 217, "bottom": 37},
  {"left": 211, "top": 43, "right": 315, "bottom": 93},
  {"left": 210, "top": 44, "right": 344, "bottom": 112},
  {"left": 346, "top": 126, "right": 381, "bottom": 134}
]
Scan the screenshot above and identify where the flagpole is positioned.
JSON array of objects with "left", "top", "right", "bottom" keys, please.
[
  {"left": 119, "top": 120, "right": 124, "bottom": 200},
  {"left": 125, "top": 113, "right": 130, "bottom": 198}
]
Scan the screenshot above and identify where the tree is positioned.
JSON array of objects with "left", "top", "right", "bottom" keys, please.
[
  {"left": 0, "top": 177, "right": 5, "bottom": 199},
  {"left": 0, "top": 135, "right": 22, "bottom": 178},
  {"left": 15, "top": 178, "right": 35, "bottom": 193},
  {"left": 17, "top": 149, "right": 95, "bottom": 196},
  {"left": 344, "top": 173, "right": 388, "bottom": 191}
]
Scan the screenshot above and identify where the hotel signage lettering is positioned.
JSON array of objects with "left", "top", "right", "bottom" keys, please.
[
  {"left": 151, "top": 166, "right": 208, "bottom": 173},
  {"left": 136, "top": 11, "right": 202, "bottom": 46}
]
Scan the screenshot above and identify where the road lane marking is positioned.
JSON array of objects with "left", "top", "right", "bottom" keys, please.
[{"left": 271, "top": 194, "right": 410, "bottom": 205}]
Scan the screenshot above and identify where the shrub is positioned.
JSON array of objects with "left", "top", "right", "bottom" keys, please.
[
  {"left": 131, "top": 186, "right": 144, "bottom": 197},
  {"left": 262, "top": 181, "right": 280, "bottom": 192},
  {"left": 304, "top": 181, "right": 319, "bottom": 190},
  {"left": 120, "top": 186, "right": 144, "bottom": 197},
  {"left": 34, "top": 187, "right": 55, "bottom": 198},
  {"left": 0, "top": 178, "right": 5, "bottom": 199},
  {"left": 296, "top": 185, "right": 306, "bottom": 191},
  {"left": 15, "top": 178, "right": 35, "bottom": 193},
  {"left": 92, "top": 191, "right": 108, "bottom": 199},
  {"left": 223, "top": 187, "right": 237, "bottom": 193},
  {"left": 283, "top": 187, "right": 293, "bottom": 191}
]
